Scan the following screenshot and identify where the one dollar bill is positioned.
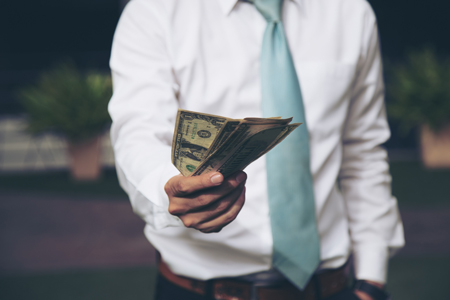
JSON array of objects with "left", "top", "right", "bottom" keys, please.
[{"left": 171, "top": 109, "right": 301, "bottom": 177}]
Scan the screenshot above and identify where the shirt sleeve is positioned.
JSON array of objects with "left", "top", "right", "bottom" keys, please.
[
  {"left": 108, "top": 0, "right": 182, "bottom": 229},
  {"left": 338, "top": 4, "right": 405, "bottom": 284}
]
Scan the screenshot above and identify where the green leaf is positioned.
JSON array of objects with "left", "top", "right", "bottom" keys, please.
[
  {"left": 17, "top": 61, "right": 112, "bottom": 143},
  {"left": 386, "top": 48, "right": 450, "bottom": 135}
]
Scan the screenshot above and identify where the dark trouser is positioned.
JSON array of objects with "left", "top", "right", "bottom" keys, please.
[{"left": 154, "top": 274, "right": 361, "bottom": 300}]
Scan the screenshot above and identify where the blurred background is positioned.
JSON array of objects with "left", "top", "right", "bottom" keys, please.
[{"left": 1, "top": 0, "right": 450, "bottom": 299}]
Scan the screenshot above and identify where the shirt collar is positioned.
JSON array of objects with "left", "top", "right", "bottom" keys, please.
[{"left": 217, "top": 0, "right": 300, "bottom": 16}]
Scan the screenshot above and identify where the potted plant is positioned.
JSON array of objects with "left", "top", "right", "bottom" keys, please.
[
  {"left": 387, "top": 48, "right": 450, "bottom": 168},
  {"left": 18, "top": 62, "right": 112, "bottom": 179}
]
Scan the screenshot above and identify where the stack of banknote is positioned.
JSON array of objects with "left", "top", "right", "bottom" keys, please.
[{"left": 171, "top": 109, "right": 301, "bottom": 177}]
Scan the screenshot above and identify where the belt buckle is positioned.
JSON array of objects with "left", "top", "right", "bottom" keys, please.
[
  {"left": 213, "top": 280, "right": 281, "bottom": 300},
  {"left": 213, "top": 280, "right": 251, "bottom": 300},
  {"left": 249, "top": 280, "right": 284, "bottom": 300}
]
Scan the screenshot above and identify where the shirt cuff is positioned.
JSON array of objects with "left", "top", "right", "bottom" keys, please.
[
  {"left": 132, "top": 160, "right": 183, "bottom": 229},
  {"left": 352, "top": 244, "right": 389, "bottom": 284},
  {"left": 137, "top": 160, "right": 180, "bottom": 207}
]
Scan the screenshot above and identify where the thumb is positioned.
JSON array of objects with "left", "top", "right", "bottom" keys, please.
[{"left": 166, "top": 172, "right": 224, "bottom": 196}]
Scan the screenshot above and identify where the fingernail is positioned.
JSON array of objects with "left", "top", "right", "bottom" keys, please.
[
  {"left": 210, "top": 173, "right": 223, "bottom": 185},
  {"left": 236, "top": 172, "right": 247, "bottom": 184}
]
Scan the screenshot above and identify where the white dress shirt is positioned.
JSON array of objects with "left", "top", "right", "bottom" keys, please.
[{"left": 109, "top": 0, "right": 404, "bottom": 284}]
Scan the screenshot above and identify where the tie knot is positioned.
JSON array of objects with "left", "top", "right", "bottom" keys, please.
[{"left": 252, "top": 0, "right": 284, "bottom": 22}]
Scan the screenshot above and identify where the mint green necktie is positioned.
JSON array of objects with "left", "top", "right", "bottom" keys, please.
[{"left": 252, "top": 0, "right": 320, "bottom": 289}]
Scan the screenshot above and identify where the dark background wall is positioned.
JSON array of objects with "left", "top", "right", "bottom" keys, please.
[
  {"left": 0, "top": 0, "right": 121, "bottom": 114},
  {"left": 1, "top": 0, "right": 449, "bottom": 148},
  {"left": 370, "top": 0, "right": 450, "bottom": 60},
  {"left": 1, "top": 0, "right": 120, "bottom": 70}
]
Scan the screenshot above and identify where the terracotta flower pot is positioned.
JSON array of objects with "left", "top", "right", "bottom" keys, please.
[
  {"left": 420, "top": 125, "right": 450, "bottom": 168},
  {"left": 67, "top": 136, "right": 102, "bottom": 180}
]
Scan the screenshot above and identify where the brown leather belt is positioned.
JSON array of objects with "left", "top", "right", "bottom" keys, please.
[{"left": 158, "top": 259, "right": 350, "bottom": 300}]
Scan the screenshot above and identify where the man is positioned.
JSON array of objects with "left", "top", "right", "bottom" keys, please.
[{"left": 108, "top": 0, "right": 404, "bottom": 299}]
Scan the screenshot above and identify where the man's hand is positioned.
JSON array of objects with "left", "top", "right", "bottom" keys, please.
[
  {"left": 164, "top": 171, "right": 247, "bottom": 233},
  {"left": 354, "top": 280, "right": 384, "bottom": 300},
  {"left": 354, "top": 291, "right": 374, "bottom": 300}
]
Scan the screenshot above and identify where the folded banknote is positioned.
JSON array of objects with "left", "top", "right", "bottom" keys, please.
[{"left": 171, "top": 109, "right": 301, "bottom": 177}]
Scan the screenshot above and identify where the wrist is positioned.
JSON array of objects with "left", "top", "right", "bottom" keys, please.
[
  {"left": 354, "top": 290, "right": 374, "bottom": 300},
  {"left": 362, "top": 280, "right": 384, "bottom": 289},
  {"left": 354, "top": 280, "right": 390, "bottom": 300}
]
